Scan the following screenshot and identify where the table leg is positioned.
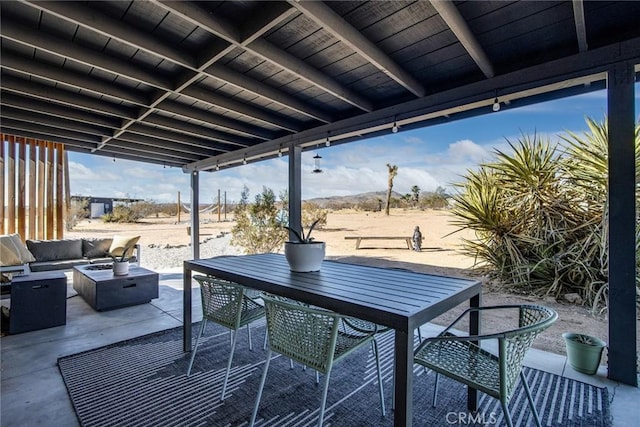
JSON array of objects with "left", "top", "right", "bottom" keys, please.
[
  {"left": 394, "top": 329, "right": 413, "bottom": 427},
  {"left": 183, "top": 267, "right": 192, "bottom": 352},
  {"left": 467, "top": 292, "right": 482, "bottom": 410}
]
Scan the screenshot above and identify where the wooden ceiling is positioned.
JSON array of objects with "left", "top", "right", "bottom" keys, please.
[{"left": 1, "top": 1, "right": 639, "bottom": 172}]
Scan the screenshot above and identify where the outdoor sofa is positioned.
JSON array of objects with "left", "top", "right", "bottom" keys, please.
[{"left": 0, "top": 234, "right": 140, "bottom": 274}]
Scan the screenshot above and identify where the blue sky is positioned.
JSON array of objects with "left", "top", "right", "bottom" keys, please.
[{"left": 68, "top": 86, "right": 639, "bottom": 204}]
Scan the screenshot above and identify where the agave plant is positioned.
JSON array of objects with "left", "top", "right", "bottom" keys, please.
[{"left": 451, "top": 120, "right": 640, "bottom": 311}]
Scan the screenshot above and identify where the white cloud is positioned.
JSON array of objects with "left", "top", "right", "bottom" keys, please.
[{"left": 447, "top": 139, "right": 492, "bottom": 163}]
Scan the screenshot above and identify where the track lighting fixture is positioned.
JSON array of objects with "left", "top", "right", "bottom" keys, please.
[
  {"left": 392, "top": 120, "right": 399, "bottom": 133},
  {"left": 243, "top": 154, "right": 247, "bottom": 165},
  {"left": 492, "top": 97, "right": 501, "bottom": 112}
]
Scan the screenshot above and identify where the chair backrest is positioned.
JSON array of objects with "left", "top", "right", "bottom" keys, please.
[
  {"left": 193, "top": 275, "right": 247, "bottom": 329},
  {"left": 499, "top": 304, "right": 558, "bottom": 399},
  {"left": 262, "top": 295, "right": 341, "bottom": 374}
]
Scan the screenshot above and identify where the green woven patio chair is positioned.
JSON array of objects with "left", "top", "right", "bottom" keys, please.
[
  {"left": 414, "top": 304, "right": 558, "bottom": 427},
  {"left": 249, "top": 295, "right": 386, "bottom": 427},
  {"left": 187, "top": 275, "right": 266, "bottom": 401}
]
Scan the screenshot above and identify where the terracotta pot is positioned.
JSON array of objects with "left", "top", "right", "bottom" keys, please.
[{"left": 284, "top": 241, "right": 325, "bottom": 272}]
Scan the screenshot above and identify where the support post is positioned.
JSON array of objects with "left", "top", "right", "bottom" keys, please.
[
  {"left": 606, "top": 62, "right": 637, "bottom": 386},
  {"left": 288, "top": 146, "right": 302, "bottom": 238},
  {"left": 190, "top": 171, "right": 200, "bottom": 260}
]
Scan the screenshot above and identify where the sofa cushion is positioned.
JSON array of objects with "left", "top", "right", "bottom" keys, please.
[
  {"left": 0, "top": 234, "right": 36, "bottom": 266},
  {"left": 26, "top": 239, "right": 83, "bottom": 262},
  {"left": 83, "top": 238, "right": 113, "bottom": 259},
  {"left": 109, "top": 235, "right": 140, "bottom": 259},
  {"left": 29, "top": 259, "right": 89, "bottom": 272}
]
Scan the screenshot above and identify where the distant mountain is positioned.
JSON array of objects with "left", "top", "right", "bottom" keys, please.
[{"left": 306, "top": 191, "right": 404, "bottom": 208}]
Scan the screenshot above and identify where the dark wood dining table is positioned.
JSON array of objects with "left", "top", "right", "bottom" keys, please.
[{"left": 183, "top": 253, "right": 482, "bottom": 427}]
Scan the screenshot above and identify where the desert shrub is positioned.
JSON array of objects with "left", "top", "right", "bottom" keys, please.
[
  {"left": 450, "top": 117, "right": 640, "bottom": 311},
  {"left": 102, "top": 205, "right": 143, "bottom": 223},
  {"left": 231, "top": 186, "right": 287, "bottom": 254},
  {"left": 127, "top": 200, "right": 157, "bottom": 218},
  {"left": 302, "top": 202, "right": 328, "bottom": 229},
  {"left": 420, "top": 187, "right": 450, "bottom": 210},
  {"left": 66, "top": 198, "right": 89, "bottom": 230}
]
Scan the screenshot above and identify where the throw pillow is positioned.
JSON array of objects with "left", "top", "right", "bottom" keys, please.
[
  {"left": 26, "top": 239, "right": 83, "bottom": 261},
  {"left": 83, "top": 238, "right": 113, "bottom": 258},
  {"left": 109, "top": 235, "right": 140, "bottom": 258},
  {"left": 0, "top": 234, "right": 36, "bottom": 266}
]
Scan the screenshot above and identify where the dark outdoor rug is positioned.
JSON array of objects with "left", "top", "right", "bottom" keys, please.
[{"left": 58, "top": 322, "right": 611, "bottom": 427}]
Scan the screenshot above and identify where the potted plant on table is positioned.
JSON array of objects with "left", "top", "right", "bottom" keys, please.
[
  {"left": 562, "top": 332, "right": 607, "bottom": 375},
  {"left": 110, "top": 244, "right": 135, "bottom": 276},
  {"left": 284, "top": 219, "right": 325, "bottom": 272}
]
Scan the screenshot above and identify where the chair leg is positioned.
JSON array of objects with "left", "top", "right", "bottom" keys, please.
[
  {"left": 247, "top": 323, "right": 253, "bottom": 351},
  {"left": 391, "top": 361, "right": 395, "bottom": 410},
  {"left": 263, "top": 328, "right": 268, "bottom": 350},
  {"left": 500, "top": 400, "right": 514, "bottom": 427},
  {"left": 432, "top": 372, "right": 439, "bottom": 407},
  {"left": 220, "top": 330, "right": 239, "bottom": 401},
  {"left": 371, "top": 340, "right": 386, "bottom": 417},
  {"left": 186, "top": 319, "right": 207, "bottom": 377},
  {"left": 317, "top": 369, "right": 332, "bottom": 427},
  {"left": 520, "top": 370, "right": 542, "bottom": 427},
  {"left": 250, "top": 349, "right": 273, "bottom": 427}
]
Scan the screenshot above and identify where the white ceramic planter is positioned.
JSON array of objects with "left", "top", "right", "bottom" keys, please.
[
  {"left": 113, "top": 260, "right": 130, "bottom": 276},
  {"left": 284, "top": 241, "right": 326, "bottom": 272}
]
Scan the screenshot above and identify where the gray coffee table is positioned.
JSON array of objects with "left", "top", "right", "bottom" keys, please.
[{"left": 73, "top": 264, "right": 159, "bottom": 311}]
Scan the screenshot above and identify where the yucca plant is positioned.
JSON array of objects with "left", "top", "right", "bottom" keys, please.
[{"left": 451, "top": 119, "right": 640, "bottom": 311}]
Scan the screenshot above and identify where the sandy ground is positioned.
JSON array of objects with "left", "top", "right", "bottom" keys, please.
[{"left": 67, "top": 208, "right": 639, "bottom": 363}]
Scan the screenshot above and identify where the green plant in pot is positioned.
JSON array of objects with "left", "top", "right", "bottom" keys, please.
[
  {"left": 110, "top": 243, "right": 134, "bottom": 276},
  {"left": 562, "top": 332, "right": 607, "bottom": 375},
  {"left": 283, "top": 219, "right": 325, "bottom": 272}
]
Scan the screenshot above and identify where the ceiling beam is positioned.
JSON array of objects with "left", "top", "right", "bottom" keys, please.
[
  {"left": 0, "top": 126, "right": 98, "bottom": 150},
  {"left": 0, "top": 51, "right": 150, "bottom": 106},
  {"left": 0, "top": 76, "right": 138, "bottom": 119},
  {"left": 124, "top": 123, "right": 232, "bottom": 153},
  {"left": 290, "top": 0, "right": 425, "bottom": 97},
  {"left": 430, "top": 0, "right": 495, "bottom": 78},
  {"left": 17, "top": 0, "right": 308, "bottom": 151},
  {"left": 185, "top": 36, "right": 640, "bottom": 172},
  {"left": 25, "top": 0, "right": 198, "bottom": 68},
  {"left": 205, "top": 64, "right": 333, "bottom": 123},
  {"left": 157, "top": 100, "right": 276, "bottom": 141},
  {"left": 180, "top": 86, "right": 304, "bottom": 132},
  {"left": 572, "top": 0, "right": 588, "bottom": 52},
  {"left": 0, "top": 92, "right": 122, "bottom": 129},
  {"left": 113, "top": 133, "right": 216, "bottom": 159},
  {"left": 143, "top": 115, "right": 252, "bottom": 149},
  {"left": 1, "top": 118, "right": 103, "bottom": 143},
  {"left": 154, "top": 0, "right": 373, "bottom": 112},
  {"left": 0, "top": 20, "right": 173, "bottom": 90},
  {"left": 0, "top": 106, "right": 113, "bottom": 137}
]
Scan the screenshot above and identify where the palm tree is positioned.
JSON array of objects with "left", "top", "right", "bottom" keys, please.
[{"left": 385, "top": 164, "right": 398, "bottom": 215}]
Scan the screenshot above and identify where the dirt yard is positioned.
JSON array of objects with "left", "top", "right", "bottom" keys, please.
[{"left": 67, "top": 208, "right": 639, "bottom": 362}]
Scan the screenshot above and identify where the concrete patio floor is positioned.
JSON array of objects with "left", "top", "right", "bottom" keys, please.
[{"left": 1, "top": 269, "right": 638, "bottom": 426}]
